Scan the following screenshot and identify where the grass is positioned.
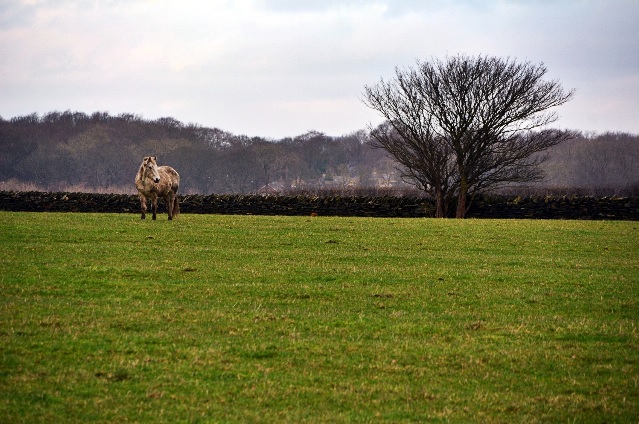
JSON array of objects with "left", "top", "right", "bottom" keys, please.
[{"left": 0, "top": 212, "right": 638, "bottom": 423}]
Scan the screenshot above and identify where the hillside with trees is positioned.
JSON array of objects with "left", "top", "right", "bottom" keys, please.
[{"left": 1, "top": 110, "right": 638, "bottom": 196}]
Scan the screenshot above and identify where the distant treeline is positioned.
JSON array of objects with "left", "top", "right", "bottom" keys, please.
[{"left": 1, "top": 110, "right": 638, "bottom": 196}]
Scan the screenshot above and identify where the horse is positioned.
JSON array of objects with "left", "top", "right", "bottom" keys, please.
[{"left": 135, "top": 156, "right": 180, "bottom": 220}]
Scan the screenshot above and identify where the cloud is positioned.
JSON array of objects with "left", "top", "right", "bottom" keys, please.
[{"left": 1, "top": 0, "right": 638, "bottom": 137}]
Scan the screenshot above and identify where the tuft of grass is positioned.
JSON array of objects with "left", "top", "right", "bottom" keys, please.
[{"left": 1, "top": 212, "right": 638, "bottom": 422}]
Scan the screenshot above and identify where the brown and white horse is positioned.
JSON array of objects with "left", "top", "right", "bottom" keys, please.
[{"left": 135, "top": 156, "right": 180, "bottom": 220}]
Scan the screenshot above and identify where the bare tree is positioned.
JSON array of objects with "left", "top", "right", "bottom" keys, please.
[
  {"left": 363, "top": 54, "right": 576, "bottom": 217},
  {"left": 252, "top": 140, "right": 287, "bottom": 189},
  {"left": 368, "top": 121, "right": 457, "bottom": 217}
]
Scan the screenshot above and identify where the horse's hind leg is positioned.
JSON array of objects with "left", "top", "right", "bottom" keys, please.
[
  {"left": 172, "top": 195, "right": 180, "bottom": 219},
  {"left": 152, "top": 198, "right": 158, "bottom": 220},
  {"left": 166, "top": 193, "right": 175, "bottom": 220}
]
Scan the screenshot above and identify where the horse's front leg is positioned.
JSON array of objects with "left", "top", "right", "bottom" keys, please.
[
  {"left": 152, "top": 197, "right": 158, "bottom": 220},
  {"left": 139, "top": 194, "right": 147, "bottom": 220}
]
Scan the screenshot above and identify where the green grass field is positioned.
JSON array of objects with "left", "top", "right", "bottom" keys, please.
[{"left": 1, "top": 212, "right": 638, "bottom": 423}]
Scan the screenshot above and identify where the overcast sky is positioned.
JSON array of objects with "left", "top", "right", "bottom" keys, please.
[{"left": 1, "top": 0, "right": 638, "bottom": 139}]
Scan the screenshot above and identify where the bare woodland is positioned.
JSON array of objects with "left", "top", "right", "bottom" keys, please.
[{"left": 1, "top": 110, "right": 638, "bottom": 200}]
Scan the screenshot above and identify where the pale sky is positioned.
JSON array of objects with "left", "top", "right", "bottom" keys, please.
[{"left": 1, "top": 0, "right": 638, "bottom": 139}]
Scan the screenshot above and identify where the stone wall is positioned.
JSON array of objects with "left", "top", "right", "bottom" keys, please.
[
  {"left": 1, "top": 191, "right": 638, "bottom": 220},
  {"left": 466, "top": 195, "right": 639, "bottom": 220}
]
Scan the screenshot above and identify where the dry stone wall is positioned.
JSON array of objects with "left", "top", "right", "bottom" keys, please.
[
  {"left": 466, "top": 195, "right": 639, "bottom": 220},
  {"left": 1, "top": 191, "right": 638, "bottom": 220}
]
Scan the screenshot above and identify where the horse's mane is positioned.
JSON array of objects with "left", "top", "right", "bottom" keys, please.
[
  {"left": 136, "top": 163, "right": 145, "bottom": 181},
  {"left": 137, "top": 157, "right": 154, "bottom": 182}
]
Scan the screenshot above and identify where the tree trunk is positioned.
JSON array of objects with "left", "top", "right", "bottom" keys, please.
[
  {"left": 435, "top": 190, "right": 445, "bottom": 218},
  {"left": 456, "top": 175, "right": 469, "bottom": 218}
]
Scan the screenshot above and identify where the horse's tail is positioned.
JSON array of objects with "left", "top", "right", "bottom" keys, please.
[{"left": 173, "top": 196, "right": 180, "bottom": 219}]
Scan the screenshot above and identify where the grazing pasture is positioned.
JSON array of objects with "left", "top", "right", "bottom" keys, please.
[{"left": 0, "top": 212, "right": 637, "bottom": 422}]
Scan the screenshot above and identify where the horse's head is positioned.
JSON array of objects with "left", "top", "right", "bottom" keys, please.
[{"left": 143, "top": 156, "right": 161, "bottom": 183}]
